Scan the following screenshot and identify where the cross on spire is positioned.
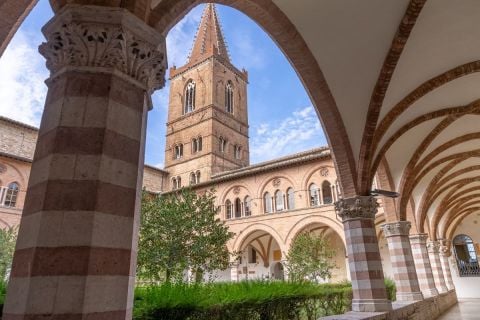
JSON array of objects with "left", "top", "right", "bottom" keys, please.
[{"left": 188, "top": 3, "right": 231, "bottom": 64}]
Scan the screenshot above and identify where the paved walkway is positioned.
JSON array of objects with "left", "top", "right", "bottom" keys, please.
[{"left": 438, "top": 299, "right": 480, "bottom": 320}]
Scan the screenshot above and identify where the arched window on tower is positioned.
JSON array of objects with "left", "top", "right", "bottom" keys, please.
[
  {"left": 234, "top": 145, "right": 242, "bottom": 160},
  {"left": 192, "top": 137, "right": 203, "bottom": 153},
  {"left": 225, "top": 200, "right": 232, "bottom": 219},
  {"left": 453, "top": 234, "right": 479, "bottom": 277},
  {"left": 225, "top": 81, "right": 234, "bottom": 114},
  {"left": 4, "top": 182, "right": 19, "bottom": 207},
  {"left": 177, "top": 176, "right": 182, "bottom": 188},
  {"left": 219, "top": 137, "right": 227, "bottom": 153},
  {"left": 174, "top": 144, "right": 183, "bottom": 159},
  {"left": 190, "top": 172, "right": 196, "bottom": 185},
  {"left": 172, "top": 178, "right": 177, "bottom": 190},
  {"left": 244, "top": 196, "right": 252, "bottom": 216},
  {"left": 196, "top": 171, "right": 201, "bottom": 184},
  {"left": 275, "top": 190, "right": 284, "bottom": 212},
  {"left": 184, "top": 80, "right": 196, "bottom": 114},
  {"left": 287, "top": 187, "right": 295, "bottom": 210},
  {"left": 264, "top": 192, "right": 272, "bottom": 213},
  {"left": 234, "top": 198, "right": 242, "bottom": 218},
  {"left": 309, "top": 183, "right": 320, "bottom": 207},
  {"left": 322, "top": 181, "right": 333, "bottom": 204}
]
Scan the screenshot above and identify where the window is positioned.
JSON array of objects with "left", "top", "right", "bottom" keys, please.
[
  {"left": 264, "top": 192, "right": 273, "bottom": 213},
  {"left": 192, "top": 137, "right": 203, "bottom": 153},
  {"left": 322, "top": 181, "right": 333, "bottom": 204},
  {"left": 190, "top": 172, "right": 196, "bottom": 185},
  {"left": 248, "top": 245, "right": 257, "bottom": 264},
  {"left": 234, "top": 198, "right": 242, "bottom": 218},
  {"left": 453, "top": 234, "right": 479, "bottom": 277},
  {"left": 287, "top": 188, "right": 295, "bottom": 210},
  {"left": 225, "top": 200, "right": 232, "bottom": 219},
  {"left": 174, "top": 144, "right": 183, "bottom": 159},
  {"left": 196, "top": 171, "right": 201, "bottom": 184},
  {"left": 244, "top": 196, "right": 252, "bottom": 216},
  {"left": 177, "top": 176, "right": 182, "bottom": 188},
  {"left": 275, "top": 190, "right": 284, "bottom": 212},
  {"left": 219, "top": 137, "right": 227, "bottom": 153},
  {"left": 4, "top": 182, "right": 19, "bottom": 207},
  {"left": 172, "top": 178, "right": 177, "bottom": 189},
  {"left": 234, "top": 145, "right": 242, "bottom": 159},
  {"left": 225, "top": 81, "right": 234, "bottom": 114},
  {"left": 184, "top": 80, "right": 196, "bottom": 114},
  {"left": 309, "top": 184, "right": 320, "bottom": 206}
]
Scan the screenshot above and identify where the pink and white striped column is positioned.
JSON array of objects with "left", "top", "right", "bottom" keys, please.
[
  {"left": 381, "top": 221, "right": 423, "bottom": 301},
  {"left": 3, "top": 5, "right": 166, "bottom": 320},
  {"left": 427, "top": 240, "right": 449, "bottom": 293},
  {"left": 439, "top": 239, "right": 455, "bottom": 291},
  {"left": 335, "top": 196, "right": 392, "bottom": 312},
  {"left": 409, "top": 234, "right": 438, "bottom": 297}
]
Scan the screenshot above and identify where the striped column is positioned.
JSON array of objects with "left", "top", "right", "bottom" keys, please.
[
  {"left": 427, "top": 240, "right": 449, "bottom": 293},
  {"left": 3, "top": 5, "right": 166, "bottom": 320},
  {"left": 439, "top": 239, "right": 455, "bottom": 291},
  {"left": 381, "top": 221, "right": 423, "bottom": 301},
  {"left": 335, "top": 196, "right": 392, "bottom": 312},
  {"left": 410, "top": 234, "right": 438, "bottom": 297}
]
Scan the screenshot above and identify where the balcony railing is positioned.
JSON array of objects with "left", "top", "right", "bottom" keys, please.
[{"left": 457, "top": 260, "right": 480, "bottom": 277}]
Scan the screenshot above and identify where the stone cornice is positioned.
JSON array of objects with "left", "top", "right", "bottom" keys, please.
[
  {"left": 381, "top": 221, "right": 411, "bottom": 237},
  {"left": 334, "top": 196, "right": 379, "bottom": 222},
  {"left": 39, "top": 5, "right": 167, "bottom": 94}
]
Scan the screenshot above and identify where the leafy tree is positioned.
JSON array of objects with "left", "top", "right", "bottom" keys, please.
[
  {"left": 137, "top": 188, "right": 234, "bottom": 283},
  {"left": 0, "top": 227, "right": 17, "bottom": 281},
  {"left": 286, "top": 232, "right": 336, "bottom": 283}
]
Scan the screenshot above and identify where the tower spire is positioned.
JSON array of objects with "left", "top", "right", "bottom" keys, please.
[{"left": 188, "top": 3, "right": 230, "bottom": 64}]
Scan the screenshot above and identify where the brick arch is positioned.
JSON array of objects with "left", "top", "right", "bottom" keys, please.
[
  {"left": 218, "top": 182, "right": 253, "bottom": 204},
  {"left": 301, "top": 164, "right": 337, "bottom": 192},
  {"left": 232, "top": 223, "right": 285, "bottom": 253},
  {"left": 440, "top": 199, "right": 480, "bottom": 238},
  {"left": 284, "top": 214, "right": 345, "bottom": 251},
  {"left": 149, "top": 0, "right": 358, "bottom": 198},
  {"left": 255, "top": 174, "right": 296, "bottom": 200},
  {"left": 446, "top": 208, "right": 479, "bottom": 240}
]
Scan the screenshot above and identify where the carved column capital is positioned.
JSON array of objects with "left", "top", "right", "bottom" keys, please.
[
  {"left": 409, "top": 233, "right": 429, "bottom": 245},
  {"left": 334, "top": 195, "right": 379, "bottom": 222},
  {"left": 426, "top": 240, "right": 440, "bottom": 254},
  {"left": 39, "top": 5, "right": 167, "bottom": 93},
  {"left": 438, "top": 239, "right": 452, "bottom": 256},
  {"left": 381, "top": 221, "right": 411, "bottom": 238}
]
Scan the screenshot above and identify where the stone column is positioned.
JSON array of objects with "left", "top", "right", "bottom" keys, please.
[
  {"left": 439, "top": 239, "right": 455, "bottom": 291},
  {"left": 381, "top": 221, "right": 423, "bottom": 301},
  {"left": 410, "top": 234, "right": 438, "bottom": 297},
  {"left": 230, "top": 262, "right": 239, "bottom": 282},
  {"left": 427, "top": 240, "right": 449, "bottom": 294},
  {"left": 3, "top": 5, "right": 166, "bottom": 320},
  {"left": 335, "top": 196, "right": 392, "bottom": 312}
]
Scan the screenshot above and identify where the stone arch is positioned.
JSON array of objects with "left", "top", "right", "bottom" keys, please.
[
  {"left": 150, "top": 0, "right": 358, "bottom": 197},
  {"left": 219, "top": 183, "right": 253, "bottom": 204},
  {"left": 256, "top": 174, "right": 296, "bottom": 199},
  {"left": 284, "top": 214, "right": 345, "bottom": 251},
  {"left": 232, "top": 223, "right": 286, "bottom": 254},
  {"left": 301, "top": 164, "right": 337, "bottom": 192}
]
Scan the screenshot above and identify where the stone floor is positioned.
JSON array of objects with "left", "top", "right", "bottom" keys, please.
[{"left": 438, "top": 299, "right": 480, "bottom": 320}]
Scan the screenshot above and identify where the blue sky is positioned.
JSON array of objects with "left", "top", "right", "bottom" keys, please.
[{"left": 0, "top": 1, "right": 327, "bottom": 167}]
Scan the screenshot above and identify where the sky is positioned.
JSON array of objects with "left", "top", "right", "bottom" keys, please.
[{"left": 0, "top": 0, "right": 327, "bottom": 168}]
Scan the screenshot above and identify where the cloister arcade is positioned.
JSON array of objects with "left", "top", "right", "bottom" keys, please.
[{"left": 1, "top": 0, "right": 479, "bottom": 319}]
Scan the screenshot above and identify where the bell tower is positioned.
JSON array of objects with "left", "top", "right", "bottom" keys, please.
[{"left": 164, "top": 3, "right": 249, "bottom": 190}]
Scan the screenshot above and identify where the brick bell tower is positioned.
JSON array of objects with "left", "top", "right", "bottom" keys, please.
[{"left": 164, "top": 3, "right": 249, "bottom": 189}]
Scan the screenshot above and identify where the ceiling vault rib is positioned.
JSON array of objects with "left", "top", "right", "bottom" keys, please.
[{"left": 357, "top": 0, "right": 427, "bottom": 194}]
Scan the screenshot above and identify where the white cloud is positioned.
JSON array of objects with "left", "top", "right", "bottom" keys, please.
[
  {"left": 0, "top": 31, "right": 48, "bottom": 127},
  {"left": 230, "top": 29, "right": 266, "bottom": 70},
  {"left": 250, "top": 106, "right": 327, "bottom": 163}
]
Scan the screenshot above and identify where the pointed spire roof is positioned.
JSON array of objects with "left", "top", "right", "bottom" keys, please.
[{"left": 188, "top": 3, "right": 230, "bottom": 64}]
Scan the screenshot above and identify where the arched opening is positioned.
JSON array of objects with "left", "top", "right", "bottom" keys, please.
[
  {"left": 264, "top": 192, "right": 272, "bottom": 213},
  {"left": 309, "top": 183, "right": 320, "bottom": 207},
  {"left": 244, "top": 196, "right": 252, "bottom": 217},
  {"left": 274, "top": 190, "right": 284, "bottom": 212},
  {"left": 322, "top": 181, "right": 333, "bottom": 204},
  {"left": 225, "top": 199, "right": 232, "bottom": 220},
  {"left": 184, "top": 80, "right": 196, "bottom": 114},
  {"left": 4, "top": 182, "right": 19, "bottom": 208},
  {"left": 286, "top": 187, "right": 295, "bottom": 210},
  {"left": 272, "top": 262, "right": 284, "bottom": 280},
  {"left": 225, "top": 80, "right": 234, "bottom": 114},
  {"left": 234, "top": 198, "right": 242, "bottom": 218},
  {"left": 453, "top": 234, "right": 479, "bottom": 277}
]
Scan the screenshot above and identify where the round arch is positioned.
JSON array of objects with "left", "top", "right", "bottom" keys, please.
[
  {"left": 232, "top": 223, "right": 286, "bottom": 254},
  {"left": 255, "top": 174, "right": 296, "bottom": 200},
  {"left": 301, "top": 165, "right": 337, "bottom": 192}
]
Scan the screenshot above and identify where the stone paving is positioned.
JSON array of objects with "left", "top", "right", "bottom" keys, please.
[{"left": 438, "top": 299, "right": 480, "bottom": 320}]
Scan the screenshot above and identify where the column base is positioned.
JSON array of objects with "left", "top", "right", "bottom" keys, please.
[
  {"left": 396, "top": 291, "right": 424, "bottom": 302},
  {"left": 351, "top": 299, "right": 392, "bottom": 312},
  {"left": 421, "top": 288, "right": 439, "bottom": 298},
  {"left": 437, "top": 286, "right": 449, "bottom": 294}
]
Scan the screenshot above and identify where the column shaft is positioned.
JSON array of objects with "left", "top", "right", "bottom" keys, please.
[
  {"left": 335, "top": 196, "right": 391, "bottom": 312},
  {"left": 427, "top": 240, "right": 449, "bottom": 293},
  {"left": 439, "top": 240, "right": 455, "bottom": 291},
  {"left": 410, "top": 234, "right": 438, "bottom": 297},
  {"left": 3, "top": 5, "right": 166, "bottom": 320},
  {"left": 382, "top": 221, "right": 423, "bottom": 301}
]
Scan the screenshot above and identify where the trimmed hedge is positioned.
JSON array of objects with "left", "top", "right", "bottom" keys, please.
[{"left": 133, "top": 281, "right": 353, "bottom": 320}]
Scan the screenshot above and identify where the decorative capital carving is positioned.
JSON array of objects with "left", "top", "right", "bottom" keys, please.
[
  {"left": 439, "top": 239, "right": 452, "bottom": 256},
  {"left": 334, "top": 196, "right": 379, "bottom": 222},
  {"left": 39, "top": 5, "right": 167, "bottom": 93},
  {"left": 426, "top": 240, "right": 440, "bottom": 253},
  {"left": 272, "top": 178, "right": 281, "bottom": 188},
  {"left": 381, "top": 221, "right": 411, "bottom": 238},
  {"left": 409, "top": 233, "right": 428, "bottom": 245}
]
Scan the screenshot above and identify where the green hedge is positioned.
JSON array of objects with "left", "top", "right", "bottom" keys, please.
[{"left": 134, "top": 281, "right": 353, "bottom": 320}]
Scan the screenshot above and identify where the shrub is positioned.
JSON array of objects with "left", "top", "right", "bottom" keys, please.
[{"left": 384, "top": 277, "right": 397, "bottom": 301}]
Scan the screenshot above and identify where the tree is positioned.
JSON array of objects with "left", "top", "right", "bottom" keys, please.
[
  {"left": 286, "top": 232, "right": 336, "bottom": 283},
  {"left": 137, "top": 188, "right": 234, "bottom": 283},
  {"left": 0, "top": 227, "right": 17, "bottom": 281}
]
